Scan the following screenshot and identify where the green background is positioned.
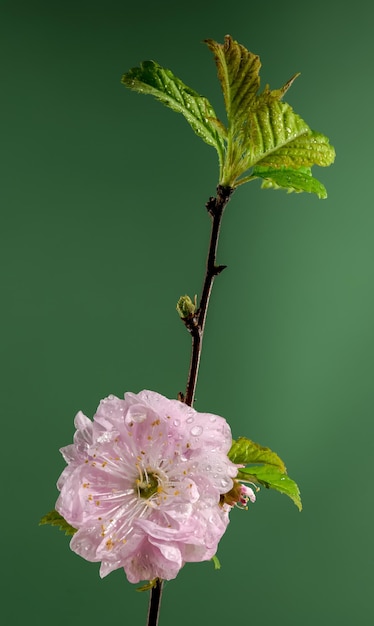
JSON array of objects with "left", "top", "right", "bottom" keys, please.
[{"left": 2, "top": 1, "right": 373, "bottom": 624}]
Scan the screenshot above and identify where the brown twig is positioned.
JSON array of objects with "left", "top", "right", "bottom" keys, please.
[{"left": 183, "top": 184, "right": 234, "bottom": 407}]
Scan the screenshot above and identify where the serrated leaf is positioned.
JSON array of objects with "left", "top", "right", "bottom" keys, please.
[
  {"left": 229, "top": 437, "right": 286, "bottom": 472},
  {"left": 251, "top": 165, "right": 328, "bottom": 198},
  {"left": 256, "top": 130, "right": 335, "bottom": 169},
  {"left": 238, "top": 465, "right": 302, "bottom": 511},
  {"left": 205, "top": 35, "right": 335, "bottom": 189},
  {"left": 205, "top": 36, "right": 261, "bottom": 127},
  {"left": 240, "top": 92, "right": 311, "bottom": 167},
  {"left": 121, "top": 60, "right": 226, "bottom": 168},
  {"left": 39, "top": 510, "right": 77, "bottom": 536}
]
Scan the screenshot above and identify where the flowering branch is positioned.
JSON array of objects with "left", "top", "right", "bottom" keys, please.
[
  {"left": 40, "top": 34, "right": 332, "bottom": 626},
  {"left": 148, "top": 185, "right": 233, "bottom": 626},
  {"left": 182, "top": 185, "right": 234, "bottom": 407}
]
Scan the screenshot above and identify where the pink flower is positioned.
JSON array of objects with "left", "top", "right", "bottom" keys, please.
[{"left": 56, "top": 390, "right": 238, "bottom": 583}]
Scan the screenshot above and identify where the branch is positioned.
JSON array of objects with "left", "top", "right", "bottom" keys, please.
[
  {"left": 183, "top": 184, "right": 234, "bottom": 407},
  {"left": 147, "top": 579, "right": 164, "bottom": 626}
]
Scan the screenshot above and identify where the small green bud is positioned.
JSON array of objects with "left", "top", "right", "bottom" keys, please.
[{"left": 176, "top": 295, "right": 196, "bottom": 319}]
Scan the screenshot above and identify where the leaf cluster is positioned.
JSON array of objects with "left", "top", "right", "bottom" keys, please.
[
  {"left": 228, "top": 437, "right": 302, "bottom": 511},
  {"left": 122, "top": 35, "right": 335, "bottom": 197}
]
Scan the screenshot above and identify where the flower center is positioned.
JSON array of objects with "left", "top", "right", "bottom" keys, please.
[{"left": 136, "top": 469, "right": 160, "bottom": 500}]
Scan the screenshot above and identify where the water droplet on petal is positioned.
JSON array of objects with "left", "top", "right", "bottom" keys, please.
[
  {"left": 125, "top": 412, "right": 146, "bottom": 424},
  {"left": 209, "top": 416, "right": 217, "bottom": 423},
  {"left": 190, "top": 425, "right": 203, "bottom": 437},
  {"left": 186, "top": 416, "right": 194, "bottom": 424},
  {"left": 173, "top": 419, "right": 180, "bottom": 427}
]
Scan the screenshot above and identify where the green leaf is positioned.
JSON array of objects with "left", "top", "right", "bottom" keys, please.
[
  {"left": 211, "top": 555, "right": 221, "bottom": 570},
  {"left": 205, "top": 35, "right": 335, "bottom": 189},
  {"left": 251, "top": 165, "right": 328, "bottom": 199},
  {"left": 229, "top": 437, "right": 286, "bottom": 472},
  {"left": 229, "top": 437, "right": 301, "bottom": 510},
  {"left": 238, "top": 465, "right": 302, "bottom": 511},
  {"left": 39, "top": 510, "right": 77, "bottom": 536},
  {"left": 256, "top": 130, "right": 335, "bottom": 169},
  {"left": 205, "top": 36, "right": 261, "bottom": 127},
  {"left": 121, "top": 60, "right": 226, "bottom": 168}
]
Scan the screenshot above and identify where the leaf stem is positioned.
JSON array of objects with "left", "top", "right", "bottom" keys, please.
[{"left": 184, "top": 184, "right": 234, "bottom": 407}]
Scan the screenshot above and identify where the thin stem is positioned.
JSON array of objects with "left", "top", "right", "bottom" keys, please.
[
  {"left": 184, "top": 185, "right": 234, "bottom": 406},
  {"left": 147, "top": 579, "right": 164, "bottom": 626}
]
